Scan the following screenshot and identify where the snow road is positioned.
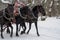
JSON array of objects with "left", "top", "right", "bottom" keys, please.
[{"left": 0, "top": 17, "right": 60, "bottom": 40}]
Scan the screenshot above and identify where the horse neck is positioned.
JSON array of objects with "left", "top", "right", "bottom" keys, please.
[{"left": 32, "top": 7, "right": 38, "bottom": 18}]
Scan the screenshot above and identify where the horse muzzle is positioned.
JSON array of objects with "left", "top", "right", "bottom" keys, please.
[{"left": 41, "top": 16, "right": 47, "bottom": 21}]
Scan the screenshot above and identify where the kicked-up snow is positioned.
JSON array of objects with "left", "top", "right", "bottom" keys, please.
[{"left": 0, "top": 17, "right": 60, "bottom": 40}]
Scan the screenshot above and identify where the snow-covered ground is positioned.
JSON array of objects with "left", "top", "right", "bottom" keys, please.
[{"left": 0, "top": 17, "right": 60, "bottom": 40}]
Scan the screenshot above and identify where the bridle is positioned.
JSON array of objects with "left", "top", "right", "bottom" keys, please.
[{"left": 3, "top": 5, "right": 14, "bottom": 21}]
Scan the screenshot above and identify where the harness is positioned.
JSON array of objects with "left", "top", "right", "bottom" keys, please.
[{"left": 3, "top": 8, "right": 11, "bottom": 21}]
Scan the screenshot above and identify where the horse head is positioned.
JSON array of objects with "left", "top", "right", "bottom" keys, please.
[
  {"left": 5, "top": 4, "right": 14, "bottom": 21},
  {"left": 37, "top": 5, "right": 47, "bottom": 21}
]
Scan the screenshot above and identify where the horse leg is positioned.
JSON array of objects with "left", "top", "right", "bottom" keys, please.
[
  {"left": 16, "top": 24, "right": 19, "bottom": 36},
  {"left": 34, "top": 22, "right": 40, "bottom": 36},
  {"left": 27, "top": 22, "right": 31, "bottom": 34},
  {"left": 18, "top": 24, "right": 21, "bottom": 31},
  {"left": 21, "top": 22, "right": 26, "bottom": 34},
  {"left": 6, "top": 26, "right": 10, "bottom": 34},
  {"left": 23, "top": 23, "right": 26, "bottom": 33},
  {"left": 1, "top": 24, "right": 4, "bottom": 38},
  {"left": 8, "top": 23, "right": 13, "bottom": 37}
]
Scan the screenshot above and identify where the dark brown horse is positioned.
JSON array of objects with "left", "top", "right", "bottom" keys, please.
[
  {"left": 14, "top": 5, "right": 46, "bottom": 36},
  {"left": 14, "top": 6, "right": 33, "bottom": 36},
  {"left": 0, "top": 4, "right": 14, "bottom": 39},
  {"left": 18, "top": 5, "right": 46, "bottom": 36},
  {"left": 26, "top": 5, "right": 46, "bottom": 36}
]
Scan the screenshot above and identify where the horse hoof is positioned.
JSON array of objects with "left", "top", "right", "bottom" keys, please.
[
  {"left": 37, "top": 34, "right": 40, "bottom": 36},
  {"left": 20, "top": 31, "right": 25, "bottom": 35},
  {"left": 10, "top": 35, "right": 12, "bottom": 37},
  {"left": 16, "top": 34, "right": 19, "bottom": 37},
  {"left": 10, "top": 34, "right": 13, "bottom": 37},
  {"left": 1, "top": 36, "right": 4, "bottom": 39}
]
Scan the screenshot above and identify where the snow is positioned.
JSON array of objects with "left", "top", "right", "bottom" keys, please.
[{"left": 0, "top": 17, "right": 60, "bottom": 40}]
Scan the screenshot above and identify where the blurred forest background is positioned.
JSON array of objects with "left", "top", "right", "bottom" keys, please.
[{"left": 0, "top": 0, "right": 60, "bottom": 17}]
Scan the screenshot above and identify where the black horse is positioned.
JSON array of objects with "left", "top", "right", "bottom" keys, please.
[
  {"left": 0, "top": 4, "right": 14, "bottom": 38},
  {"left": 26, "top": 5, "right": 46, "bottom": 36},
  {"left": 14, "top": 6, "right": 34, "bottom": 36},
  {"left": 15, "top": 5, "right": 46, "bottom": 36},
  {"left": 15, "top": 15, "right": 26, "bottom": 36}
]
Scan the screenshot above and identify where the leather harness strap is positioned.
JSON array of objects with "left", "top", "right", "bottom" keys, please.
[{"left": 3, "top": 8, "right": 11, "bottom": 21}]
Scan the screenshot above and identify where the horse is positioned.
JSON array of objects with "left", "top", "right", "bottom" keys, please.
[
  {"left": 14, "top": 6, "right": 34, "bottom": 36},
  {"left": 14, "top": 5, "right": 46, "bottom": 36},
  {"left": 26, "top": 5, "right": 46, "bottom": 36},
  {"left": 0, "top": 4, "right": 14, "bottom": 38}
]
